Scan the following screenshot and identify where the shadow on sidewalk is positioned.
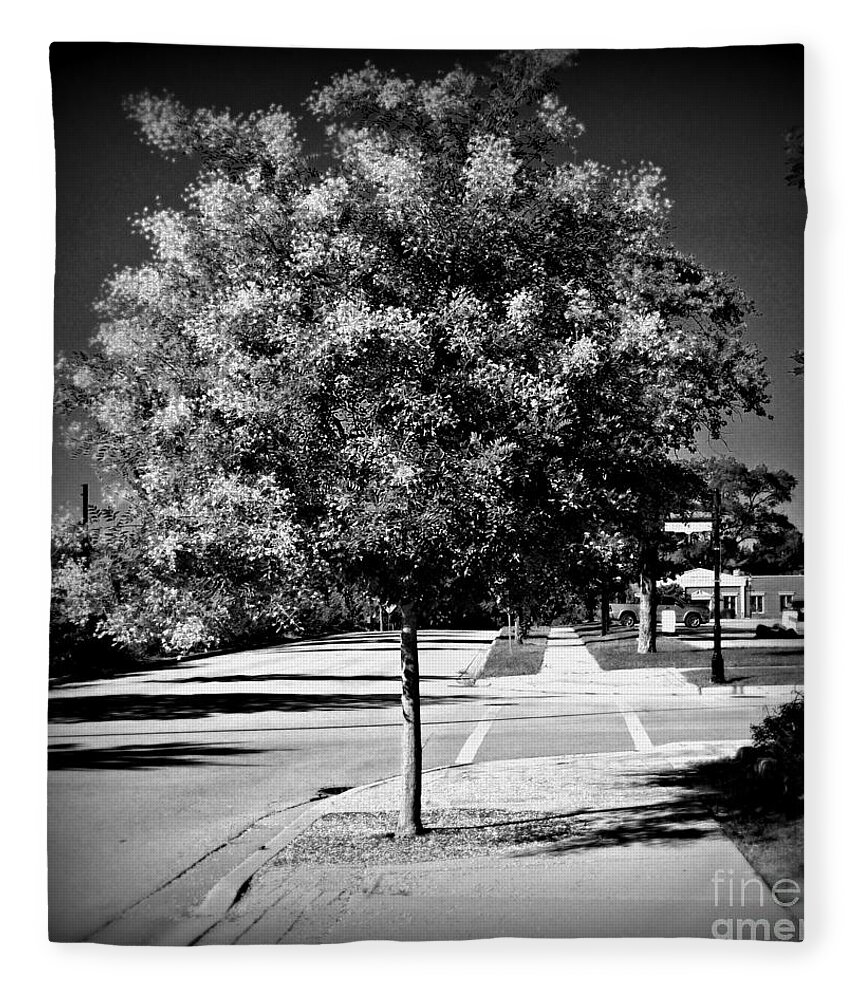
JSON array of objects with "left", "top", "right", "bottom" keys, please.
[
  {"left": 497, "top": 799, "right": 716, "bottom": 856},
  {"left": 641, "top": 755, "right": 803, "bottom": 817}
]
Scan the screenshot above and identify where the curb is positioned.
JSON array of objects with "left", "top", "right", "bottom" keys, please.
[
  {"left": 693, "top": 683, "right": 804, "bottom": 698},
  {"left": 472, "top": 628, "right": 506, "bottom": 679},
  {"left": 155, "top": 773, "right": 405, "bottom": 945},
  {"left": 452, "top": 629, "right": 502, "bottom": 686},
  {"left": 152, "top": 756, "right": 481, "bottom": 946}
]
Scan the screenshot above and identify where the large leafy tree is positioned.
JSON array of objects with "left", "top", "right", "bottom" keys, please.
[
  {"left": 58, "top": 51, "right": 769, "bottom": 836},
  {"left": 703, "top": 457, "right": 796, "bottom": 546},
  {"left": 672, "top": 456, "right": 801, "bottom": 573}
]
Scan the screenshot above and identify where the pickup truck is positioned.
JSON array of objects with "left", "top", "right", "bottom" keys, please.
[{"left": 609, "top": 598, "right": 709, "bottom": 629}]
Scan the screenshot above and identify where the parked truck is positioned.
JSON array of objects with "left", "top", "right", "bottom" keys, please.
[{"left": 609, "top": 598, "right": 709, "bottom": 629}]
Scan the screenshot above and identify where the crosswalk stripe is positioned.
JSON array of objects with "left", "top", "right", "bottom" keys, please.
[
  {"left": 622, "top": 711, "right": 654, "bottom": 752},
  {"left": 455, "top": 706, "right": 500, "bottom": 765}
]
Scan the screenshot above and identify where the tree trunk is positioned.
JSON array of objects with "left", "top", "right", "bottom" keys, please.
[
  {"left": 637, "top": 543, "right": 658, "bottom": 653},
  {"left": 514, "top": 609, "right": 524, "bottom": 644},
  {"left": 600, "top": 577, "right": 611, "bottom": 636},
  {"left": 396, "top": 601, "right": 423, "bottom": 837}
]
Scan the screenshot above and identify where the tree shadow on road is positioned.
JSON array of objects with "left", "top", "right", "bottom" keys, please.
[
  {"left": 143, "top": 673, "right": 456, "bottom": 684},
  {"left": 48, "top": 690, "right": 466, "bottom": 725},
  {"left": 267, "top": 636, "right": 494, "bottom": 652},
  {"left": 49, "top": 633, "right": 495, "bottom": 688},
  {"left": 48, "top": 740, "right": 275, "bottom": 771}
]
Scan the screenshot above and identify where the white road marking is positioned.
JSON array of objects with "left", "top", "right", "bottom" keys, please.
[
  {"left": 622, "top": 711, "right": 654, "bottom": 752},
  {"left": 455, "top": 705, "right": 500, "bottom": 765}
]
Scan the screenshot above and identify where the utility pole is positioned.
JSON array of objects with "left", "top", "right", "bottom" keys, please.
[{"left": 711, "top": 487, "right": 725, "bottom": 683}]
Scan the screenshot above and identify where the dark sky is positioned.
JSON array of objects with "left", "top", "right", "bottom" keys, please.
[{"left": 51, "top": 43, "right": 805, "bottom": 526}]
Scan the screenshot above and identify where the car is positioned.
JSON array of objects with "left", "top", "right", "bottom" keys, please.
[{"left": 609, "top": 598, "right": 710, "bottom": 629}]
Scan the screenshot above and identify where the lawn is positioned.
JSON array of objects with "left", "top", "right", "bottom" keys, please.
[
  {"left": 682, "top": 665, "right": 805, "bottom": 688},
  {"left": 584, "top": 632, "right": 803, "bottom": 677},
  {"left": 480, "top": 628, "right": 550, "bottom": 677}
]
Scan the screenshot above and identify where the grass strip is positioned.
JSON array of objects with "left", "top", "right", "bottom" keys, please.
[
  {"left": 585, "top": 634, "right": 803, "bottom": 676},
  {"left": 480, "top": 628, "right": 549, "bottom": 677},
  {"left": 683, "top": 665, "right": 804, "bottom": 688}
]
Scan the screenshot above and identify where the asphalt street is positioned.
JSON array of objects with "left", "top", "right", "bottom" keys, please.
[{"left": 48, "top": 628, "right": 789, "bottom": 942}]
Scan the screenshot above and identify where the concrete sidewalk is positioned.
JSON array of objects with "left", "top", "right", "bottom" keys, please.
[
  {"left": 178, "top": 741, "right": 803, "bottom": 945},
  {"left": 494, "top": 626, "right": 802, "bottom": 702},
  {"left": 486, "top": 626, "right": 693, "bottom": 698}
]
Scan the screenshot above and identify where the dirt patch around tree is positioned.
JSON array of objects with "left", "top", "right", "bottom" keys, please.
[{"left": 273, "top": 808, "right": 585, "bottom": 867}]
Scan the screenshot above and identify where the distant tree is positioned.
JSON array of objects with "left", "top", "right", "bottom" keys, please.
[
  {"left": 571, "top": 529, "right": 638, "bottom": 635},
  {"left": 670, "top": 456, "right": 801, "bottom": 574},
  {"left": 700, "top": 456, "right": 795, "bottom": 544},
  {"left": 50, "top": 516, "right": 137, "bottom": 678},
  {"left": 49, "top": 505, "right": 363, "bottom": 673},
  {"left": 58, "top": 51, "right": 769, "bottom": 835},
  {"left": 739, "top": 525, "right": 804, "bottom": 575},
  {"left": 625, "top": 460, "right": 712, "bottom": 653}
]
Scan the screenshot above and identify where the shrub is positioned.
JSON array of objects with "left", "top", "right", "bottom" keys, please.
[
  {"left": 50, "top": 517, "right": 135, "bottom": 680},
  {"left": 657, "top": 582, "right": 686, "bottom": 603},
  {"left": 750, "top": 694, "right": 804, "bottom": 795}
]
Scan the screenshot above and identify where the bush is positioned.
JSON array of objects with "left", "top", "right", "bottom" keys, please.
[
  {"left": 658, "top": 582, "right": 686, "bottom": 603},
  {"left": 552, "top": 599, "right": 594, "bottom": 625},
  {"left": 49, "top": 617, "right": 138, "bottom": 682},
  {"left": 750, "top": 694, "right": 804, "bottom": 797},
  {"left": 290, "top": 589, "right": 361, "bottom": 637},
  {"left": 50, "top": 517, "right": 135, "bottom": 680}
]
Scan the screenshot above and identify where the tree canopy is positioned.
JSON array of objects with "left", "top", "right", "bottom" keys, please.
[{"left": 59, "top": 53, "right": 768, "bottom": 636}]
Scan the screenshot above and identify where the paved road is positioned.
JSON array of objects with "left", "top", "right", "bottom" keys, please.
[{"left": 48, "top": 628, "right": 790, "bottom": 942}]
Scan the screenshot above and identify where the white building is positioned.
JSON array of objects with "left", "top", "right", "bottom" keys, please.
[
  {"left": 661, "top": 567, "right": 804, "bottom": 620},
  {"left": 674, "top": 567, "right": 750, "bottom": 618}
]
